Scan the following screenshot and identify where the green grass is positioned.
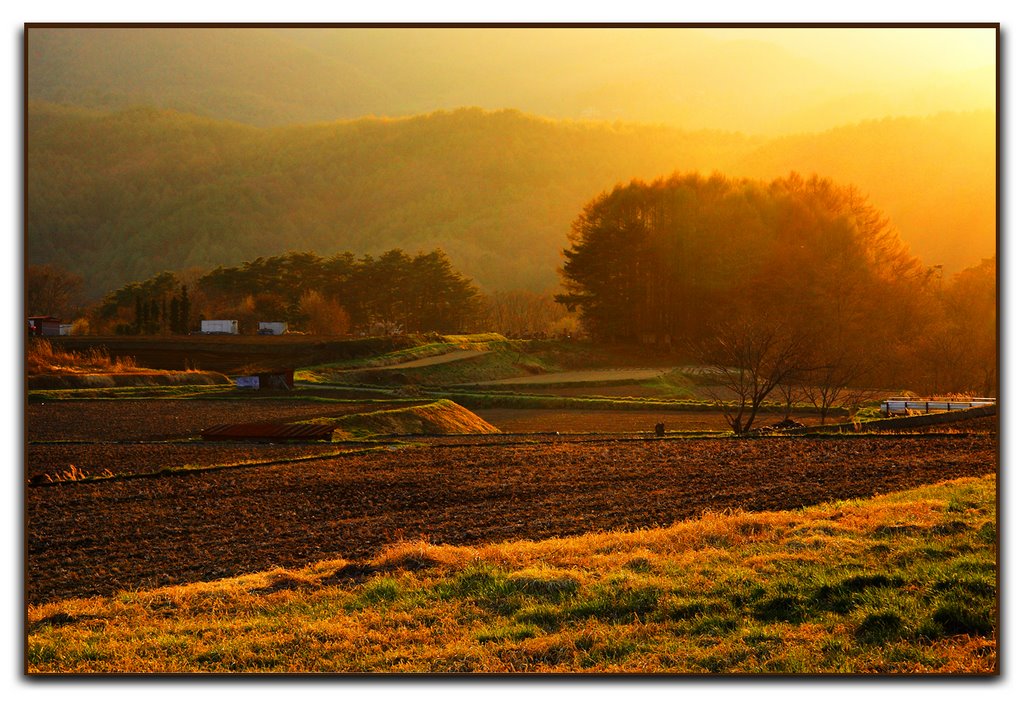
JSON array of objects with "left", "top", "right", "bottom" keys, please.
[
  {"left": 28, "top": 474, "right": 997, "bottom": 673},
  {"left": 296, "top": 334, "right": 514, "bottom": 376},
  {"left": 637, "top": 370, "right": 701, "bottom": 398},
  {"left": 301, "top": 343, "right": 561, "bottom": 388}
]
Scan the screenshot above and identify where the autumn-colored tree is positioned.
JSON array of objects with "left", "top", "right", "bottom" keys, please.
[
  {"left": 197, "top": 248, "right": 480, "bottom": 335},
  {"left": 914, "top": 258, "right": 997, "bottom": 396},
  {"left": 483, "top": 289, "right": 573, "bottom": 337},
  {"left": 26, "top": 264, "right": 84, "bottom": 318},
  {"left": 297, "top": 290, "right": 350, "bottom": 335},
  {"left": 559, "top": 172, "right": 924, "bottom": 352}
]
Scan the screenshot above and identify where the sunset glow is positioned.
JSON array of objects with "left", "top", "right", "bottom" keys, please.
[{"left": 24, "top": 24, "right": 999, "bottom": 676}]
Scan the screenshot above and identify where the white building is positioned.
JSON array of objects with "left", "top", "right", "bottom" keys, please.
[{"left": 200, "top": 319, "right": 239, "bottom": 334}]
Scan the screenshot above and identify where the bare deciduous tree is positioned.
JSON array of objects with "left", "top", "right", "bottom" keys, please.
[
  {"left": 799, "top": 350, "right": 867, "bottom": 425},
  {"left": 26, "top": 264, "right": 84, "bottom": 318},
  {"left": 695, "top": 311, "right": 807, "bottom": 434}
]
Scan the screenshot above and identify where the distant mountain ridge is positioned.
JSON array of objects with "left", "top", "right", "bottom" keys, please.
[
  {"left": 26, "top": 102, "right": 994, "bottom": 299},
  {"left": 27, "top": 27, "right": 993, "bottom": 135}
]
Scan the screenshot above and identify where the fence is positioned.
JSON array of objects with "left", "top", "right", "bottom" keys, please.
[{"left": 880, "top": 397, "right": 996, "bottom": 416}]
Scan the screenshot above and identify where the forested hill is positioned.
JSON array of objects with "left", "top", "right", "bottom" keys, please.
[{"left": 27, "top": 102, "right": 994, "bottom": 298}]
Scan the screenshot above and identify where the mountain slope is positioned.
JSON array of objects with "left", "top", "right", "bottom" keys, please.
[
  {"left": 26, "top": 104, "right": 757, "bottom": 296},
  {"left": 26, "top": 103, "right": 994, "bottom": 298}
]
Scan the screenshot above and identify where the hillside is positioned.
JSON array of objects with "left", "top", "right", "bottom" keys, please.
[{"left": 27, "top": 103, "right": 994, "bottom": 298}]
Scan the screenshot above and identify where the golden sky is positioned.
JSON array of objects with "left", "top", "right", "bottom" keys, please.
[{"left": 701, "top": 27, "right": 995, "bottom": 77}]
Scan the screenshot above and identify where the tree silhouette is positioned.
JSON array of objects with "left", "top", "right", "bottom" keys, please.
[{"left": 693, "top": 309, "right": 807, "bottom": 434}]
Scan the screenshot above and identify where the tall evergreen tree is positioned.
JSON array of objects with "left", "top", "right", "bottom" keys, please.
[
  {"left": 169, "top": 295, "right": 181, "bottom": 335},
  {"left": 179, "top": 285, "right": 191, "bottom": 334}
]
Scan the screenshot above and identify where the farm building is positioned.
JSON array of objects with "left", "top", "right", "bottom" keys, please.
[
  {"left": 27, "top": 316, "right": 65, "bottom": 336},
  {"left": 258, "top": 321, "right": 288, "bottom": 335},
  {"left": 200, "top": 319, "right": 239, "bottom": 334}
]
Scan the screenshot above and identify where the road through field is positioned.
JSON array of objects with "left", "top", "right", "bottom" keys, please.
[
  {"left": 27, "top": 434, "right": 996, "bottom": 604},
  {"left": 378, "top": 349, "right": 491, "bottom": 369},
  {"left": 469, "top": 367, "right": 675, "bottom": 385}
]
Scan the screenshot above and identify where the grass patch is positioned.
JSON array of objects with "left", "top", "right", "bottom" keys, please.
[
  {"left": 28, "top": 475, "right": 997, "bottom": 673},
  {"left": 27, "top": 337, "right": 139, "bottom": 375},
  {"left": 297, "top": 334, "right": 524, "bottom": 382},
  {"left": 566, "top": 576, "right": 661, "bottom": 623}
]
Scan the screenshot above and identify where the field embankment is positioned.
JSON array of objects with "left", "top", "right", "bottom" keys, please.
[
  {"left": 306, "top": 399, "right": 500, "bottom": 439},
  {"left": 27, "top": 337, "right": 231, "bottom": 388},
  {"left": 27, "top": 371, "right": 229, "bottom": 389},
  {"left": 27, "top": 474, "right": 996, "bottom": 673},
  {"left": 46, "top": 334, "right": 426, "bottom": 374}
]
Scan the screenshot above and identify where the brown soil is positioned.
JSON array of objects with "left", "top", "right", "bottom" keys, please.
[
  {"left": 475, "top": 408, "right": 805, "bottom": 433},
  {"left": 25, "top": 443, "right": 344, "bottom": 481},
  {"left": 26, "top": 400, "right": 400, "bottom": 442},
  {"left": 48, "top": 335, "right": 420, "bottom": 374},
  {"left": 27, "top": 431, "right": 996, "bottom": 604}
]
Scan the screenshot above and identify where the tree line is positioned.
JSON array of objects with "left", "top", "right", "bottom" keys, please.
[
  {"left": 37, "top": 246, "right": 576, "bottom": 339},
  {"left": 85, "top": 248, "right": 483, "bottom": 336},
  {"left": 557, "top": 172, "right": 996, "bottom": 408}
]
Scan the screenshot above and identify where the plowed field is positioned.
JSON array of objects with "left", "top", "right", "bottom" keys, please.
[
  {"left": 27, "top": 400, "right": 396, "bottom": 442},
  {"left": 26, "top": 443, "right": 344, "bottom": 480},
  {"left": 475, "top": 408, "right": 811, "bottom": 433},
  {"left": 27, "top": 432, "right": 996, "bottom": 604}
]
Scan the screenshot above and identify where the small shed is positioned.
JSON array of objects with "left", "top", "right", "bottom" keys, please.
[
  {"left": 234, "top": 370, "right": 295, "bottom": 391},
  {"left": 257, "top": 370, "right": 295, "bottom": 390},
  {"left": 28, "top": 316, "right": 62, "bottom": 336},
  {"left": 258, "top": 321, "right": 288, "bottom": 335}
]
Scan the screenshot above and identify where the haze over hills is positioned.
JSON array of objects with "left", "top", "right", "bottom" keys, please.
[
  {"left": 27, "top": 102, "right": 994, "bottom": 299},
  {"left": 25, "top": 27, "right": 995, "bottom": 300},
  {"left": 26, "top": 27, "right": 993, "bottom": 135}
]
